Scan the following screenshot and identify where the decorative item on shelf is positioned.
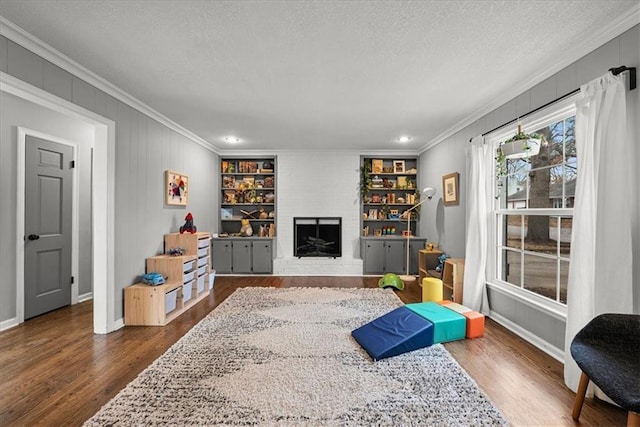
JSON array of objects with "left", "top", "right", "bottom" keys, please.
[
  {"left": 220, "top": 208, "right": 233, "bottom": 220},
  {"left": 393, "top": 160, "right": 405, "bottom": 174},
  {"left": 264, "top": 192, "right": 275, "bottom": 203},
  {"left": 407, "top": 167, "right": 417, "bottom": 174},
  {"left": 371, "top": 194, "right": 381, "bottom": 204},
  {"left": 398, "top": 186, "right": 437, "bottom": 282},
  {"left": 389, "top": 209, "right": 400, "bottom": 219},
  {"left": 166, "top": 247, "right": 185, "bottom": 256},
  {"left": 259, "top": 208, "right": 268, "bottom": 219},
  {"left": 435, "top": 253, "right": 449, "bottom": 273},
  {"left": 372, "top": 159, "right": 384, "bottom": 174},
  {"left": 224, "top": 190, "right": 236, "bottom": 204},
  {"left": 180, "top": 212, "right": 197, "bottom": 234},
  {"left": 223, "top": 176, "right": 235, "bottom": 188},
  {"left": 268, "top": 211, "right": 275, "bottom": 218},
  {"left": 141, "top": 272, "right": 166, "bottom": 286},
  {"left": 261, "top": 160, "right": 274, "bottom": 173},
  {"left": 371, "top": 176, "right": 384, "bottom": 188},
  {"left": 387, "top": 193, "right": 396, "bottom": 204},
  {"left": 240, "top": 209, "right": 258, "bottom": 219},
  {"left": 397, "top": 176, "right": 407, "bottom": 189},
  {"left": 362, "top": 226, "right": 369, "bottom": 237},
  {"left": 239, "top": 218, "right": 253, "bottom": 237},
  {"left": 264, "top": 176, "right": 274, "bottom": 188}
]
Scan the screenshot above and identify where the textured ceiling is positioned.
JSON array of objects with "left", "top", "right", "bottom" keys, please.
[{"left": 0, "top": 1, "right": 637, "bottom": 152}]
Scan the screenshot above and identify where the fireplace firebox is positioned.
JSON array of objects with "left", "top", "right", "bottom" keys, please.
[{"left": 294, "top": 217, "right": 342, "bottom": 258}]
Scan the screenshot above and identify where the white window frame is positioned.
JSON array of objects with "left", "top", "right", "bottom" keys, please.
[{"left": 485, "top": 95, "right": 580, "bottom": 319}]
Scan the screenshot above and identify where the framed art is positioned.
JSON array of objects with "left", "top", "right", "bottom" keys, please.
[
  {"left": 393, "top": 160, "right": 405, "bottom": 174},
  {"left": 166, "top": 170, "right": 189, "bottom": 206},
  {"left": 372, "top": 159, "right": 384, "bottom": 174},
  {"left": 442, "top": 172, "right": 459, "bottom": 206}
]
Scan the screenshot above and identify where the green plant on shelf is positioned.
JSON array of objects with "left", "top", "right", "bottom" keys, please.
[{"left": 359, "top": 160, "right": 372, "bottom": 200}]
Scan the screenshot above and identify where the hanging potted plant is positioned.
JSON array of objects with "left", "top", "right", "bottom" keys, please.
[
  {"left": 499, "top": 125, "right": 541, "bottom": 159},
  {"left": 495, "top": 125, "right": 542, "bottom": 199}
]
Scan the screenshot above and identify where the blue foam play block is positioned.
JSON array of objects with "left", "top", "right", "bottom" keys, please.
[
  {"left": 351, "top": 306, "right": 434, "bottom": 361},
  {"left": 405, "top": 302, "right": 466, "bottom": 343}
]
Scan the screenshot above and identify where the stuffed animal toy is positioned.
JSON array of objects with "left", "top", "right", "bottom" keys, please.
[
  {"left": 180, "top": 212, "right": 197, "bottom": 234},
  {"left": 239, "top": 218, "right": 253, "bottom": 237},
  {"left": 435, "top": 253, "right": 448, "bottom": 272}
]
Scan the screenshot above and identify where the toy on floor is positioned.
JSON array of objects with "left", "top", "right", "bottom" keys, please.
[
  {"left": 351, "top": 301, "right": 485, "bottom": 361},
  {"left": 180, "top": 212, "right": 197, "bottom": 234},
  {"left": 378, "top": 273, "right": 404, "bottom": 291}
]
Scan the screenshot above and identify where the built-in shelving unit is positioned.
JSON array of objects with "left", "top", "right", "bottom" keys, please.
[
  {"left": 219, "top": 157, "right": 276, "bottom": 237},
  {"left": 360, "top": 156, "right": 420, "bottom": 238}
]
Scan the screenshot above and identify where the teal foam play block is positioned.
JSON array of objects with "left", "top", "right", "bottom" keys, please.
[{"left": 405, "top": 302, "right": 466, "bottom": 343}]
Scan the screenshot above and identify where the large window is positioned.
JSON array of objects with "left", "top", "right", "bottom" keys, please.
[{"left": 491, "top": 102, "right": 577, "bottom": 306}]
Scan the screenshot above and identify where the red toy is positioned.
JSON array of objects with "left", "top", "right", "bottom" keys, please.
[{"left": 180, "top": 212, "right": 197, "bottom": 234}]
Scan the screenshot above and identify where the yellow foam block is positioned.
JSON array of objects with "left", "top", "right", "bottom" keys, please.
[{"left": 422, "top": 277, "right": 443, "bottom": 302}]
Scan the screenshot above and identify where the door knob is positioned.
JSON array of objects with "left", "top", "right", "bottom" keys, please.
[{"left": 27, "top": 234, "right": 40, "bottom": 241}]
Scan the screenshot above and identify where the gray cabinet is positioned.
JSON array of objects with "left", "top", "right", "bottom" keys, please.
[
  {"left": 212, "top": 240, "right": 233, "bottom": 273},
  {"left": 212, "top": 238, "right": 273, "bottom": 274},
  {"left": 252, "top": 240, "right": 273, "bottom": 273},
  {"left": 361, "top": 238, "right": 425, "bottom": 275}
]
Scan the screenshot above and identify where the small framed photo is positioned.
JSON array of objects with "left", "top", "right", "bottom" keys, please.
[
  {"left": 368, "top": 209, "right": 378, "bottom": 220},
  {"left": 393, "top": 160, "right": 405, "bottom": 174},
  {"left": 372, "top": 159, "right": 384, "bottom": 174},
  {"left": 165, "top": 170, "right": 188, "bottom": 206},
  {"left": 442, "top": 172, "right": 460, "bottom": 206}
]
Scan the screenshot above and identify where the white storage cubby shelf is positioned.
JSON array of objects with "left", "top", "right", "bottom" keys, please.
[{"left": 124, "top": 232, "right": 212, "bottom": 326}]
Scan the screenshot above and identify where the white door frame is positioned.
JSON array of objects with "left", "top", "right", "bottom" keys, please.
[
  {"left": 18, "top": 128, "right": 80, "bottom": 318},
  {"left": 2, "top": 72, "right": 116, "bottom": 334}
]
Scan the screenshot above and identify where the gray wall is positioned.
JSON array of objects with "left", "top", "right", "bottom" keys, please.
[
  {"left": 418, "top": 24, "right": 640, "bottom": 356},
  {"left": 0, "top": 35, "right": 218, "bottom": 324}
]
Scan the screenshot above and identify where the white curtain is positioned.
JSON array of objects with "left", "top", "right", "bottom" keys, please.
[
  {"left": 564, "top": 72, "right": 633, "bottom": 395},
  {"left": 462, "top": 136, "right": 492, "bottom": 315}
]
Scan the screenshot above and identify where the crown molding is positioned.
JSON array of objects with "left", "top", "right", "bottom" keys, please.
[
  {"left": 418, "top": 4, "right": 640, "bottom": 154},
  {"left": 0, "top": 16, "right": 219, "bottom": 154}
]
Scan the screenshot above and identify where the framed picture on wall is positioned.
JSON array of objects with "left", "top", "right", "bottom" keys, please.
[
  {"left": 165, "top": 170, "right": 189, "bottom": 206},
  {"left": 442, "top": 172, "right": 459, "bottom": 206}
]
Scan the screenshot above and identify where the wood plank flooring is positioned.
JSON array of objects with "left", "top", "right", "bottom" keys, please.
[{"left": 0, "top": 276, "right": 627, "bottom": 426}]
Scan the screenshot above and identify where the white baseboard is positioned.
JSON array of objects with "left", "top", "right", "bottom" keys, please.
[
  {"left": 0, "top": 317, "right": 19, "bottom": 332},
  {"left": 78, "top": 292, "right": 93, "bottom": 303},
  {"left": 489, "top": 311, "right": 565, "bottom": 363},
  {"left": 113, "top": 318, "right": 125, "bottom": 331}
]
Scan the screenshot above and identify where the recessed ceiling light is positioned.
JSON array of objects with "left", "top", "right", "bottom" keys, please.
[
  {"left": 397, "top": 136, "right": 412, "bottom": 143},
  {"left": 224, "top": 136, "right": 241, "bottom": 144}
]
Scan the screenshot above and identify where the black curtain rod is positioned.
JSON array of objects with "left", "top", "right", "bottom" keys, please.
[{"left": 472, "top": 65, "right": 636, "bottom": 140}]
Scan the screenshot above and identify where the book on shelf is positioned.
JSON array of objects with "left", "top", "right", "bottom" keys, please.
[{"left": 221, "top": 208, "right": 233, "bottom": 219}]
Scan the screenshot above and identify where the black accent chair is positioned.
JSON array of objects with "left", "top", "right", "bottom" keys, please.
[{"left": 570, "top": 313, "right": 640, "bottom": 426}]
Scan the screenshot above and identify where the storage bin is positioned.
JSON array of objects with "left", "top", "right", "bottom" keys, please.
[
  {"left": 198, "top": 265, "right": 207, "bottom": 276},
  {"left": 197, "top": 273, "right": 206, "bottom": 293},
  {"left": 165, "top": 289, "right": 178, "bottom": 314},
  {"left": 197, "top": 238, "right": 210, "bottom": 249},
  {"left": 183, "top": 270, "right": 195, "bottom": 283},
  {"left": 198, "top": 248, "right": 208, "bottom": 257},
  {"left": 197, "top": 256, "right": 209, "bottom": 267},
  {"left": 183, "top": 260, "right": 195, "bottom": 272},
  {"left": 209, "top": 270, "right": 216, "bottom": 290},
  {"left": 182, "top": 281, "right": 193, "bottom": 302}
]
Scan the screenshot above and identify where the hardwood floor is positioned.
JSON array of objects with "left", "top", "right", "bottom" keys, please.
[{"left": 0, "top": 276, "right": 627, "bottom": 426}]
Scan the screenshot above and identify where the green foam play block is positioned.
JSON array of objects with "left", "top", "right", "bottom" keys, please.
[{"left": 405, "top": 302, "right": 466, "bottom": 343}]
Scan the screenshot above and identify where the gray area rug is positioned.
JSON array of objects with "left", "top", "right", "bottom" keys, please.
[{"left": 86, "top": 287, "right": 507, "bottom": 426}]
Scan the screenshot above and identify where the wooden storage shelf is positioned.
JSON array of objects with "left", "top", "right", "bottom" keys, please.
[
  {"left": 125, "top": 232, "right": 212, "bottom": 326},
  {"left": 442, "top": 258, "right": 464, "bottom": 304},
  {"left": 418, "top": 249, "right": 444, "bottom": 285}
]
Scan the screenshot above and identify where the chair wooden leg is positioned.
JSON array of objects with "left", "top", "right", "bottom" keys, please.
[
  {"left": 572, "top": 372, "right": 590, "bottom": 420},
  {"left": 628, "top": 411, "right": 640, "bottom": 427}
]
